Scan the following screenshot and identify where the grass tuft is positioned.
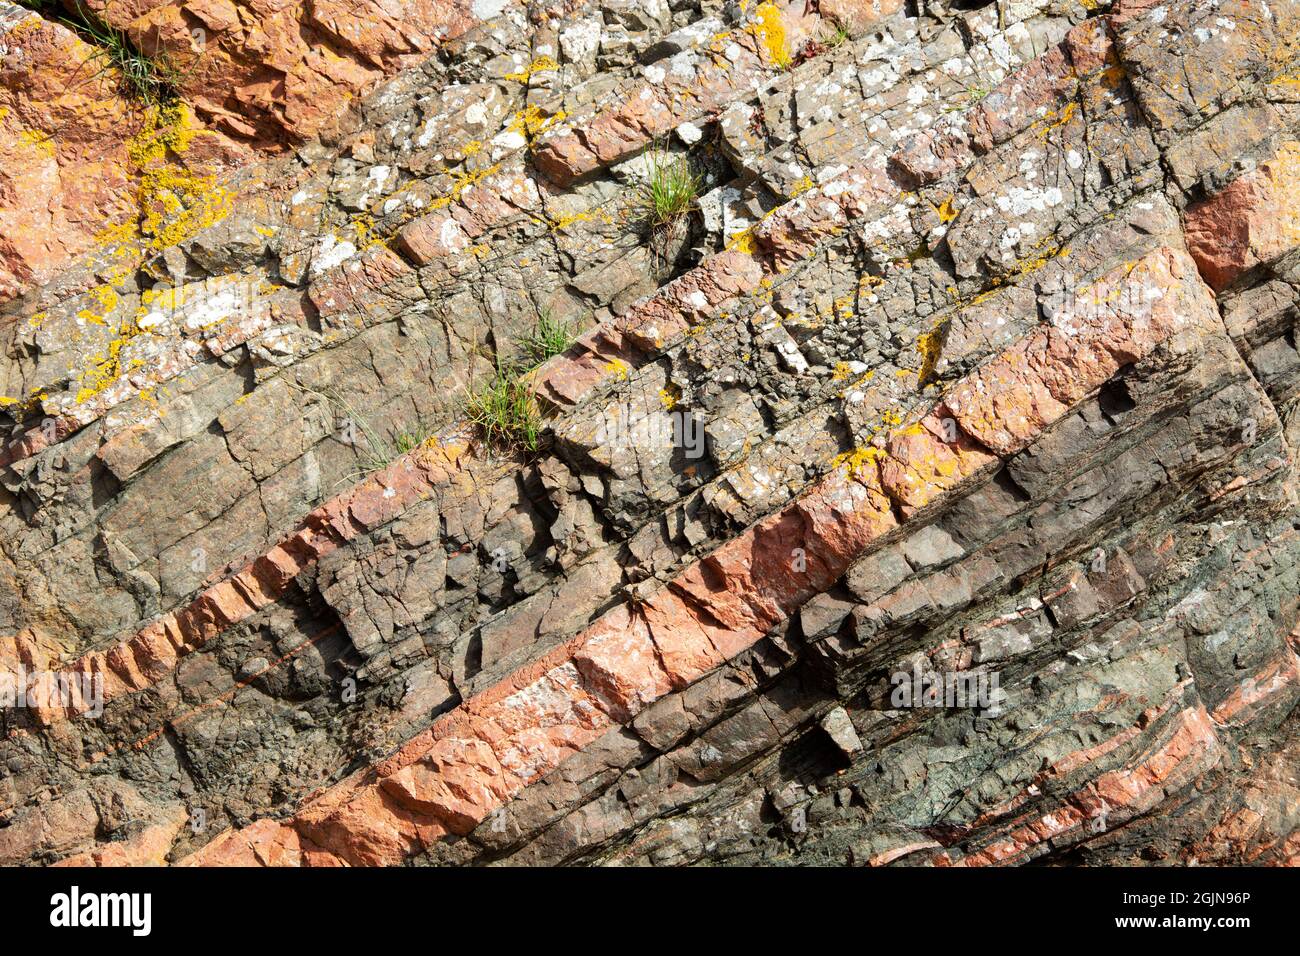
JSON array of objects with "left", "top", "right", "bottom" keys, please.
[
  {"left": 638, "top": 148, "right": 701, "bottom": 229},
  {"left": 822, "top": 21, "right": 851, "bottom": 49},
  {"left": 520, "top": 311, "right": 577, "bottom": 366},
  {"left": 944, "top": 83, "right": 992, "bottom": 114},
  {"left": 77, "top": 13, "right": 184, "bottom": 105},
  {"left": 19, "top": 0, "right": 185, "bottom": 105},
  {"left": 465, "top": 361, "right": 542, "bottom": 454},
  {"left": 393, "top": 424, "right": 438, "bottom": 456}
]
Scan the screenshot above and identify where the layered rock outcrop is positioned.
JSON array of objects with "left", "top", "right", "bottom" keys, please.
[{"left": 1, "top": 0, "right": 1297, "bottom": 866}]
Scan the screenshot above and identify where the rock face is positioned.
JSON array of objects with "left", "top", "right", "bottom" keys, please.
[
  {"left": 0, "top": 6, "right": 145, "bottom": 302},
  {"left": 0, "top": 0, "right": 1298, "bottom": 867}
]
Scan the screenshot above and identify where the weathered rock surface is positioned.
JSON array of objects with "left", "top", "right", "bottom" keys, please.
[{"left": 0, "top": 0, "right": 1297, "bottom": 867}]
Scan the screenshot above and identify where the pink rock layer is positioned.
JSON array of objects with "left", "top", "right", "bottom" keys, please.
[{"left": 1184, "top": 140, "right": 1300, "bottom": 291}]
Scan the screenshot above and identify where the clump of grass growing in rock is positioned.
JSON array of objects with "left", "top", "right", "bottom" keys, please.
[
  {"left": 345, "top": 417, "right": 439, "bottom": 479},
  {"left": 393, "top": 423, "right": 438, "bottom": 456},
  {"left": 520, "top": 311, "right": 577, "bottom": 365},
  {"left": 348, "top": 412, "right": 441, "bottom": 472},
  {"left": 95, "top": 32, "right": 184, "bottom": 105},
  {"left": 23, "top": 0, "right": 186, "bottom": 105},
  {"left": 946, "top": 83, "right": 991, "bottom": 113},
  {"left": 821, "top": 20, "right": 851, "bottom": 49},
  {"left": 465, "top": 361, "right": 542, "bottom": 454},
  {"left": 639, "top": 148, "right": 701, "bottom": 230}
]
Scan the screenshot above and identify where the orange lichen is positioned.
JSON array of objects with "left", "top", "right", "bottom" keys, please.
[
  {"left": 1034, "top": 101, "right": 1078, "bottom": 141},
  {"left": 1099, "top": 64, "right": 1126, "bottom": 90},
  {"left": 933, "top": 196, "right": 958, "bottom": 223}
]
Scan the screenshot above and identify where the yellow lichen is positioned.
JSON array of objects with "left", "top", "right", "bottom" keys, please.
[
  {"left": 726, "top": 227, "right": 758, "bottom": 254},
  {"left": 18, "top": 130, "right": 55, "bottom": 157},
  {"left": 946, "top": 241, "right": 1070, "bottom": 310},
  {"left": 831, "top": 445, "right": 883, "bottom": 480},
  {"left": 94, "top": 221, "right": 137, "bottom": 247},
  {"left": 750, "top": 2, "right": 792, "bottom": 71},
  {"left": 916, "top": 318, "right": 949, "bottom": 388},
  {"left": 504, "top": 55, "right": 560, "bottom": 83},
  {"left": 428, "top": 162, "right": 502, "bottom": 212},
  {"left": 836, "top": 367, "right": 875, "bottom": 399},
  {"left": 8, "top": 16, "right": 41, "bottom": 38},
  {"left": 1011, "top": 242, "right": 1068, "bottom": 280},
  {"left": 1271, "top": 69, "right": 1300, "bottom": 90},
  {"left": 351, "top": 214, "right": 389, "bottom": 251},
  {"left": 73, "top": 311, "right": 144, "bottom": 405},
  {"left": 76, "top": 285, "right": 121, "bottom": 325},
  {"left": 933, "top": 196, "right": 958, "bottom": 223},
  {"left": 835, "top": 292, "right": 860, "bottom": 319},
  {"left": 508, "top": 105, "right": 567, "bottom": 142},
  {"left": 0, "top": 386, "right": 49, "bottom": 415},
  {"left": 549, "top": 210, "right": 592, "bottom": 232},
  {"left": 127, "top": 102, "right": 233, "bottom": 251}
]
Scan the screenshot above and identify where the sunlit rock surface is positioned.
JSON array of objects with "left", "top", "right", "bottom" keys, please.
[{"left": 1, "top": 0, "right": 1297, "bottom": 866}]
